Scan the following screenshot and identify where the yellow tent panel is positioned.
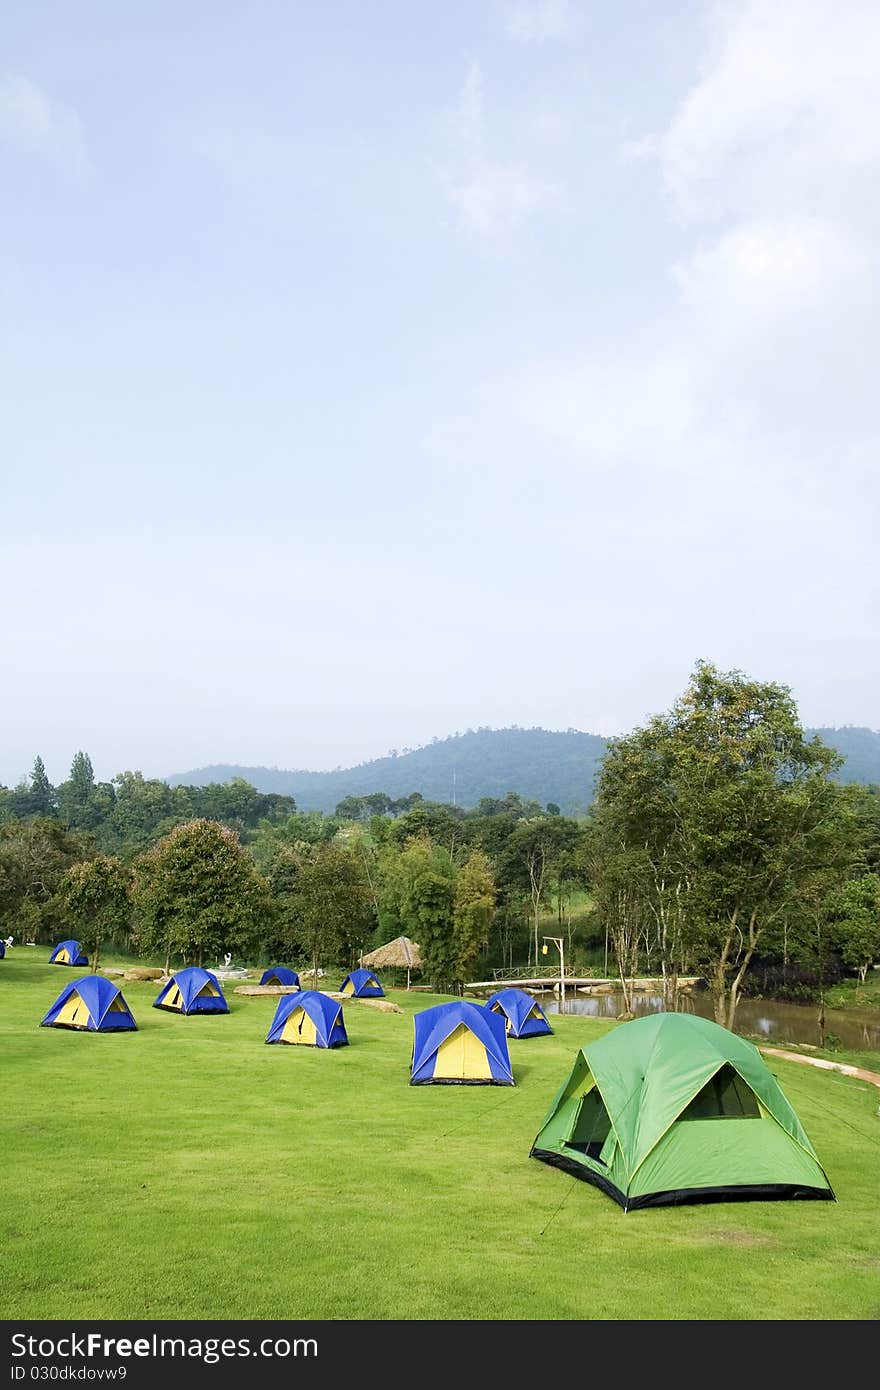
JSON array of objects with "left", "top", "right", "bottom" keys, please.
[
  {"left": 55, "top": 991, "right": 88, "bottom": 1026},
  {"left": 434, "top": 1023, "right": 493, "bottom": 1080},
  {"left": 280, "top": 1006, "right": 319, "bottom": 1046}
]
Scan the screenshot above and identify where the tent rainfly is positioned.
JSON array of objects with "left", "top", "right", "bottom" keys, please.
[
  {"left": 339, "top": 968, "right": 384, "bottom": 998},
  {"left": 41, "top": 976, "right": 137, "bottom": 1032},
  {"left": 259, "top": 967, "right": 300, "bottom": 988},
  {"left": 411, "top": 1000, "right": 514, "bottom": 1085},
  {"left": 153, "top": 967, "right": 229, "bottom": 1015},
  {"left": 359, "top": 936, "right": 422, "bottom": 989},
  {"left": 487, "top": 987, "right": 553, "bottom": 1038},
  {"left": 49, "top": 940, "right": 89, "bottom": 966},
  {"left": 266, "top": 990, "right": 348, "bottom": 1048},
  {"left": 531, "top": 1013, "right": 835, "bottom": 1210}
]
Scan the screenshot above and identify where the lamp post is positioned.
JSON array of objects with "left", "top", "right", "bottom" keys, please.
[{"left": 542, "top": 935, "right": 565, "bottom": 1013}]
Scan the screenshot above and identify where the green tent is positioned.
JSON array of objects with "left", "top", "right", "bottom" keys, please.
[{"left": 530, "top": 1013, "right": 834, "bottom": 1210}]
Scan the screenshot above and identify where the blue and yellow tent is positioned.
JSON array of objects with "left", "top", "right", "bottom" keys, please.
[
  {"left": 266, "top": 990, "right": 348, "bottom": 1048},
  {"left": 260, "top": 967, "right": 300, "bottom": 988},
  {"left": 153, "top": 967, "right": 229, "bottom": 1015},
  {"left": 411, "top": 1000, "right": 514, "bottom": 1085},
  {"left": 0, "top": 940, "right": 5, "bottom": 958},
  {"left": 487, "top": 987, "right": 553, "bottom": 1039},
  {"left": 339, "top": 968, "right": 384, "bottom": 998},
  {"left": 49, "top": 939, "right": 89, "bottom": 966},
  {"left": 41, "top": 976, "right": 137, "bottom": 1032}
]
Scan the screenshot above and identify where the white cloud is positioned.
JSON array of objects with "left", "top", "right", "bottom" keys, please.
[
  {"left": 674, "top": 215, "right": 869, "bottom": 353},
  {"left": 502, "top": 0, "right": 571, "bottom": 42},
  {"left": 520, "top": 2, "right": 880, "bottom": 496},
  {"left": 444, "top": 61, "right": 558, "bottom": 246},
  {"left": 659, "top": 1, "right": 880, "bottom": 220},
  {"left": 0, "top": 73, "right": 90, "bottom": 177}
]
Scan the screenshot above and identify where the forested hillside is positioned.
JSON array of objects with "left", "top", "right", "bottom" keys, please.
[
  {"left": 168, "top": 724, "right": 880, "bottom": 812},
  {"left": 168, "top": 727, "right": 609, "bottom": 813},
  {"left": 3, "top": 671, "right": 879, "bottom": 1012}
]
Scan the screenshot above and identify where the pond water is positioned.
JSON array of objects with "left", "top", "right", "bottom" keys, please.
[{"left": 541, "top": 989, "right": 880, "bottom": 1051}]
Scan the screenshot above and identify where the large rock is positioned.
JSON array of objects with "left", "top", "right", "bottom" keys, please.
[
  {"left": 123, "top": 967, "right": 165, "bottom": 981},
  {"left": 234, "top": 984, "right": 302, "bottom": 996}
]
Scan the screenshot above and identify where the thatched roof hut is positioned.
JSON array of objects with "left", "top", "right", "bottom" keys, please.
[{"left": 360, "top": 936, "right": 422, "bottom": 988}]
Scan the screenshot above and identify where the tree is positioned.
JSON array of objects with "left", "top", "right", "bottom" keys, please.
[
  {"left": 584, "top": 822, "right": 647, "bottom": 1014},
  {"left": 104, "top": 772, "right": 188, "bottom": 856},
  {"left": 58, "top": 855, "right": 131, "bottom": 972},
  {"left": 132, "top": 819, "right": 270, "bottom": 968},
  {"left": 830, "top": 874, "right": 880, "bottom": 983},
  {"left": 453, "top": 850, "right": 495, "bottom": 985},
  {"left": 57, "top": 751, "right": 114, "bottom": 832},
  {"left": 276, "top": 841, "right": 375, "bottom": 976},
  {"left": 592, "top": 661, "right": 851, "bottom": 1028},
  {"left": 29, "top": 756, "right": 56, "bottom": 817},
  {"left": 390, "top": 802, "right": 466, "bottom": 853},
  {"left": 395, "top": 837, "right": 457, "bottom": 988},
  {"left": 499, "top": 818, "right": 576, "bottom": 965},
  {"left": 0, "top": 817, "right": 91, "bottom": 942}
]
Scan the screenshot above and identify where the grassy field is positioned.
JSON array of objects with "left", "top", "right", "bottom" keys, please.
[{"left": 2, "top": 952, "right": 879, "bottom": 1321}]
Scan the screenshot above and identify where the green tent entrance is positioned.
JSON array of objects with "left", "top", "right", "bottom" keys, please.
[{"left": 530, "top": 1013, "right": 834, "bottom": 1210}]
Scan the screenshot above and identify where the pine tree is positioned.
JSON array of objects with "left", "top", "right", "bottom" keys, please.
[
  {"left": 69, "top": 751, "right": 95, "bottom": 801},
  {"left": 29, "top": 756, "right": 56, "bottom": 816}
]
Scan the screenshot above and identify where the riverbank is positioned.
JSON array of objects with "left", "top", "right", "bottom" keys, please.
[{"left": 824, "top": 975, "right": 880, "bottom": 1013}]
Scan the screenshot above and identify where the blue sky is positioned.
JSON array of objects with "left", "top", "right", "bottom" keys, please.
[{"left": 2, "top": 1, "right": 878, "bottom": 785}]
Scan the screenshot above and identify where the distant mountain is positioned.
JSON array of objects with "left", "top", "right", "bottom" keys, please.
[
  {"left": 167, "top": 724, "right": 880, "bottom": 815},
  {"left": 167, "top": 727, "right": 608, "bottom": 814},
  {"left": 807, "top": 727, "right": 880, "bottom": 786}
]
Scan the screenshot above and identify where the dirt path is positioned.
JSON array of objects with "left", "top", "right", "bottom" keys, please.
[{"left": 759, "top": 1046, "right": 880, "bottom": 1090}]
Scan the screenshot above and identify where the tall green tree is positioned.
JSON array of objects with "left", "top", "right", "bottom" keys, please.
[
  {"left": 453, "top": 850, "right": 495, "bottom": 985},
  {"left": 592, "top": 661, "right": 851, "bottom": 1027},
  {"left": 499, "top": 818, "right": 577, "bottom": 965},
  {"left": 395, "top": 836, "right": 457, "bottom": 988},
  {"left": 277, "top": 841, "right": 374, "bottom": 977},
  {"left": 57, "top": 751, "right": 115, "bottom": 832},
  {"left": 58, "top": 855, "right": 131, "bottom": 972},
  {"left": 829, "top": 874, "right": 880, "bottom": 983},
  {"left": 584, "top": 822, "right": 648, "bottom": 1014},
  {"left": 29, "top": 756, "right": 56, "bottom": 817},
  {"left": 0, "top": 817, "right": 91, "bottom": 942},
  {"left": 132, "top": 819, "right": 270, "bottom": 968}
]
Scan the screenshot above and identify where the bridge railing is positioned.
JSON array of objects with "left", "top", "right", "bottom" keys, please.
[{"left": 491, "top": 965, "right": 583, "bottom": 981}]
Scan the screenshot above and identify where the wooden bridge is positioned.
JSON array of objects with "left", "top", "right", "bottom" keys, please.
[{"left": 464, "top": 975, "right": 704, "bottom": 994}]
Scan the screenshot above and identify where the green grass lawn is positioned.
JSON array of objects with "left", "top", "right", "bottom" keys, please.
[{"left": 2, "top": 953, "right": 879, "bottom": 1320}]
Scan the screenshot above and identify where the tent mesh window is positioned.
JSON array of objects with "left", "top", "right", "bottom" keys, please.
[
  {"left": 564, "top": 1089, "right": 613, "bottom": 1161},
  {"left": 681, "top": 1064, "right": 760, "bottom": 1121}
]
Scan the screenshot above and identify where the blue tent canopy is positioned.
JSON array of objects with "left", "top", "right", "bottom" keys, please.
[
  {"left": 486, "top": 987, "right": 553, "bottom": 1038},
  {"left": 260, "top": 967, "right": 300, "bottom": 987},
  {"left": 339, "top": 968, "right": 384, "bottom": 998},
  {"left": 41, "top": 975, "right": 137, "bottom": 1032},
  {"left": 0, "top": 940, "right": 5, "bottom": 959},
  {"left": 266, "top": 990, "right": 348, "bottom": 1048},
  {"left": 411, "top": 1000, "right": 514, "bottom": 1085},
  {"left": 49, "top": 939, "right": 89, "bottom": 966},
  {"left": 153, "top": 967, "right": 229, "bottom": 1014}
]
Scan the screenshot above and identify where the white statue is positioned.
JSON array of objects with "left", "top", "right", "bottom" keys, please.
[
  {"left": 223, "top": 952, "right": 232, "bottom": 968},
  {"left": 3, "top": 936, "right": 12, "bottom": 950}
]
